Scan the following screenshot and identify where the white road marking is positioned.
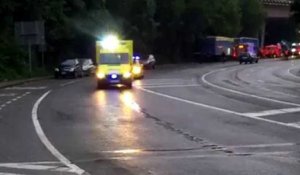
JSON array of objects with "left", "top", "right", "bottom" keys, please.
[
  {"left": 0, "top": 93, "right": 16, "bottom": 97},
  {"left": 60, "top": 80, "right": 78, "bottom": 87},
  {"left": 228, "top": 142, "right": 296, "bottom": 149},
  {"left": 137, "top": 87, "right": 244, "bottom": 116},
  {"left": 0, "top": 163, "right": 67, "bottom": 171},
  {"left": 137, "top": 87, "right": 300, "bottom": 130},
  {"left": 287, "top": 67, "right": 300, "bottom": 79},
  {"left": 5, "top": 87, "right": 47, "bottom": 90},
  {"left": 202, "top": 69, "right": 300, "bottom": 107},
  {"left": 259, "top": 87, "right": 298, "bottom": 98},
  {"left": 32, "top": 91, "right": 86, "bottom": 175},
  {"left": 2, "top": 161, "right": 61, "bottom": 165},
  {"left": 0, "top": 92, "right": 30, "bottom": 111},
  {"left": 242, "top": 107, "right": 300, "bottom": 117},
  {"left": 138, "top": 84, "right": 201, "bottom": 88},
  {"left": 287, "top": 122, "right": 300, "bottom": 127},
  {"left": 0, "top": 173, "right": 24, "bottom": 175}
]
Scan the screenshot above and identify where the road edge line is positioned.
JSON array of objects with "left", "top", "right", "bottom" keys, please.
[
  {"left": 201, "top": 69, "right": 300, "bottom": 107},
  {"left": 287, "top": 67, "right": 300, "bottom": 80},
  {"left": 137, "top": 87, "right": 300, "bottom": 130},
  {"left": 32, "top": 90, "right": 87, "bottom": 175}
]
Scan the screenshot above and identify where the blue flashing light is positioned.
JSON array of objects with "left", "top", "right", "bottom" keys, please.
[{"left": 111, "top": 74, "right": 118, "bottom": 79}]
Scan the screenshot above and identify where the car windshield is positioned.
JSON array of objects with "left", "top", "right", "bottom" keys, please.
[
  {"left": 61, "top": 59, "right": 76, "bottom": 66},
  {"left": 99, "top": 53, "right": 129, "bottom": 64},
  {"left": 79, "top": 59, "right": 91, "bottom": 65}
]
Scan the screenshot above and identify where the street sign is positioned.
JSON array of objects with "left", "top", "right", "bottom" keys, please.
[
  {"left": 14, "top": 21, "right": 45, "bottom": 75},
  {"left": 15, "top": 21, "right": 45, "bottom": 46}
]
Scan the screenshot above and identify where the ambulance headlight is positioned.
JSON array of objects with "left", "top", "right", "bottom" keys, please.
[
  {"left": 96, "top": 72, "right": 105, "bottom": 79},
  {"left": 101, "top": 35, "right": 119, "bottom": 50},
  {"left": 133, "top": 66, "right": 142, "bottom": 75},
  {"left": 123, "top": 72, "right": 132, "bottom": 79}
]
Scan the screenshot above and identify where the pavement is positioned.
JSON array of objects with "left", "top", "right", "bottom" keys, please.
[
  {"left": 0, "top": 59, "right": 300, "bottom": 175},
  {"left": 0, "top": 76, "right": 51, "bottom": 89}
]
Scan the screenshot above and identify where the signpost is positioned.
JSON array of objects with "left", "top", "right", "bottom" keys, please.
[{"left": 15, "top": 21, "right": 45, "bottom": 75}]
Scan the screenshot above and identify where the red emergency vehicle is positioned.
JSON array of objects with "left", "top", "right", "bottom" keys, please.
[{"left": 261, "top": 44, "right": 282, "bottom": 58}]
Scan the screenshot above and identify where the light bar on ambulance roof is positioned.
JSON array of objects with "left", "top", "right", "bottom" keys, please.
[{"left": 101, "top": 35, "right": 119, "bottom": 50}]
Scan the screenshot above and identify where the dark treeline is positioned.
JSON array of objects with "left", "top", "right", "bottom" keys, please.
[{"left": 0, "top": 0, "right": 265, "bottom": 80}]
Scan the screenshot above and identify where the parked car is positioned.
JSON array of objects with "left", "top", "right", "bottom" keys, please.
[
  {"left": 78, "top": 58, "right": 95, "bottom": 76},
  {"left": 54, "top": 59, "right": 83, "bottom": 78},
  {"left": 239, "top": 52, "right": 259, "bottom": 64},
  {"left": 143, "top": 54, "right": 156, "bottom": 69}
]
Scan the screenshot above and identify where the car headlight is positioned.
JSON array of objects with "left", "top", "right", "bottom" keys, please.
[
  {"left": 132, "top": 66, "right": 142, "bottom": 75},
  {"left": 69, "top": 68, "right": 75, "bottom": 72},
  {"left": 123, "top": 72, "right": 132, "bottom": 79},
  {"left": 54, "top": 68, "right": 59, "bottom": 72},
  {"left": 96, "top": 72, "right": 105, "bottom": 79},
  {"left": 292, "top": 48, "right": 296, "bottom": 53}
]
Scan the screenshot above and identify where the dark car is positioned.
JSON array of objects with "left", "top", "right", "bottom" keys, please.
[
  {"left": 239, "top": 53, "right": 259, "bottom": 64},
  {"left": 78, "top": 58, "right": 95, "bottom": 76},
  {"left": 54, "top": 59, "right": 83, "bottom": 78}
]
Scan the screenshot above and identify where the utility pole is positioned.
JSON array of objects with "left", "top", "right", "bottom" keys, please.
[{"left": 28, "top": 40, "right": 32, "bottom": 76}]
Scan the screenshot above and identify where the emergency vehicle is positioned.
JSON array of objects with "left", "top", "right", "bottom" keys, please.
[
  {"left": 95, "top": 35, "right": 137, "bottom": 88},
  {"left": 233, "top": 44, "right": 259, "bottom": 64},
  {"left": 232, "top": 43, "right": 248, "bottom": 59},
  {"left": 232, "top": 37, "right": 259, "bottom": 59},
  {"left": 290, "top": 43, "right": 300, "bottom": 57},
  {"left": 132, "top": 56, "right": 144, "bottom": 79},
  {"left": 261, "top": 44, "right": 282, "bottom": 58}
]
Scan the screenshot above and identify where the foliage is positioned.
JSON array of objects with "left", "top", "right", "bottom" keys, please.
[
  {"left": 0, "top": 0, "right": 266, "bottom": 79},
  {"left": 240, "top": 0, "right": 265, "bottom": 37}
]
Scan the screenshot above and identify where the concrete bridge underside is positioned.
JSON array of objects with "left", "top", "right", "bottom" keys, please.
[{"left": 262, "top": 0, "right": 295, "bottom": 45}]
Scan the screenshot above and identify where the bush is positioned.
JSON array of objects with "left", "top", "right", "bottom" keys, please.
[{"left": 0, "top": 36, "right": 31, "bottom": 81}]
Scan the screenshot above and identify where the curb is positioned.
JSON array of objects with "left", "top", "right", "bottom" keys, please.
[{"left": 0, "top": 76, "right": 52, "bottom": 89}]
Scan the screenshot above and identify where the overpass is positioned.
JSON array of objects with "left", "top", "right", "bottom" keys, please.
[
  {"left": 263, "top": 0, "right": 293, "bottom": 18},
  {"left": 261, "top": 0, "right": 295, "bottom": 45}
]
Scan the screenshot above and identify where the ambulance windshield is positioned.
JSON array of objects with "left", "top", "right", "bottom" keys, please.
[{"left": 99, "top": 53, "right": 129, "bottom": 64}]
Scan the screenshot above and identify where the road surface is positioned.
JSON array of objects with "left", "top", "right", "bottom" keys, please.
[{"left": 0, "top": 59, "right": 300, "bottom": 175}]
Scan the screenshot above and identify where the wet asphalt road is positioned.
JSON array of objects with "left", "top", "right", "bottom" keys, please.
[{"left": 0, "top": 59, "right": 300, "bottom": 175}]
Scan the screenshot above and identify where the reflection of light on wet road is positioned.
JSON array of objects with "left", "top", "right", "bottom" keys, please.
[
  {"left": 120, "top": 91, "right": 141, "bottom": 113},
  {"left": 133, "top": 80, "right": 143, "bottom": 87},
  {"left": 111, "top": 149, "right": 142, "bottom": 154},
  {"left": 91, "top": 89, "right": 143, "bottom": 150},
  {"left": 94, "top": 90, "right": 107, "bottom": 106}
]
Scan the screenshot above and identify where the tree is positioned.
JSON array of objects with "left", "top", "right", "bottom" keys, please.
[
  {"left": 204, "top": 0, "right": 241, "bottom": 37},
  {"left": 240, "top": 0, "right": 265, "bottom": 37}
]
